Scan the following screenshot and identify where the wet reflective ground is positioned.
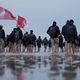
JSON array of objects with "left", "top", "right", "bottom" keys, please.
[{"left": 0, "top": 53, "right": 80, "bottom": 80}]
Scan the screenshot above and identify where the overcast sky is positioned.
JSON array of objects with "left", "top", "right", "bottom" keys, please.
[{"left": 0, "top": 0, "right": 80, "bottom": 38}]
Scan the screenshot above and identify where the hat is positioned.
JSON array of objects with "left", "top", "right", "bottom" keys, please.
[
  {"left": 53, "top": 21, "right": 56, "bottom": 24},
  {"left": 30, "top": 30, "right": 33, "bottom": 32},
  {"left": 70, "top": 19, "right": 74, "bottom": 23}
]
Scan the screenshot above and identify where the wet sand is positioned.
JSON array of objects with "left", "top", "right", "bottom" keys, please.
[{"left": 0, "top": 52, "right": 80, "bottom": 80}]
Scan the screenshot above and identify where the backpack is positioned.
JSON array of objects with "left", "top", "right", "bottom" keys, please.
[
  {"left": 67, "top": 25, "right": 74, "bottom": 35},
  {"left": 48, "top": 26, "right": 56, "bottom": 37},
  {"left": 28, "top": 34, "right": 36, "bottom": 44},
  {"left": 50, "top": 27, "right": 56, "bottom": 34},
  {"left": 43, "top": 39, "right": 48, "bottom": 45},
  {"left": 15, "top": 31, "right": 19, "bottom": 41}
]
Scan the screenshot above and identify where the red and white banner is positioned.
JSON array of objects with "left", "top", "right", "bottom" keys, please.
[
  {"left": 0, "top": 6, "right": 16, "bottom": 20},
  {"left": 17, "top": 16, "right": 27, "bottom": 28}
]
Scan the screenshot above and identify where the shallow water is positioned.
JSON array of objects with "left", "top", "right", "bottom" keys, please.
[{"left": 0, "top": 52, "right": 80, "bottom": 80}]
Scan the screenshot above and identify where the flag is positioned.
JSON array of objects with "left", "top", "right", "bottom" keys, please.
[
  {"left": 17, "top": 16, "right": 27, "bottom": 28},
  {"left": 0, "top": 6, "right": 16, "bottom": 20}
]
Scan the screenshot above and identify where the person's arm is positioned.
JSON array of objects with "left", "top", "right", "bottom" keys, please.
[
  {"left": 74, "top": 25, "right": 77, "bottom": 38},
  {"left": 47, "top": 27, "right": 51, "bottom": 34}
]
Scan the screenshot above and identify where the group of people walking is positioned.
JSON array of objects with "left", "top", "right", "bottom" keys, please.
[
  {"left": 47, "top": 19, "right": 80, "bottom": 56},
  {"left": 0, "top": 19, "right": 80, "bottom": 55},
  {"left": 0, "top": 25, "right": 51, "bottom": 53}
]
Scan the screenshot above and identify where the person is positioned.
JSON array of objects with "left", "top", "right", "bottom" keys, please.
[
  {"left": 62, "top": 20, "right": 70, "bottom": 54},
  {"left": 22, "top": 32, "right": 29, "bottom": 52},
  {"left": 5, "top": 35, "right": 9, "bottom": 52},
  {"left": 36, "top": 36, "right": 42, "bottom": 52},
  {"left": 48, "top": 38, "right": 52, "bottom": 52},
  {"left": 58, "top": 33, "right": 64, "bottom": 52},
  {"left": 15, "top": 27, "right": 23, "bottom": 52},
  {"left": 43, "top": 37, "right": 48, "bottom": 52},
  {"left": 8, "top": 28, "right": 15, "bottom": 52},
  {"left": 62, "top": 19, "right": 77, "bottom": 56},
  {"left": 9, "top": 27, "right": 23, "bottom": 53},
  {"left": 78, "top": 34, "right": 80, "bottom": 52},
  {"left": 8, "top": 28, "right": 17, "bottom": 52},
  {"left": 27, "top": 30, "right": 36, "bottom": 53},
  {"left": 47, "top": 21, "right": 60, "bottom": 53},
  {"left": 0, "top": 25, "right": 5, "bottom": 53}
]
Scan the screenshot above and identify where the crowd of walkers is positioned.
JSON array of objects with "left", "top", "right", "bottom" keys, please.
[
  {"left": 0, "top": 25, "right": 51, "bottom": 53},
  {"left": 47, "top": 19, "right": 80, "bottom": 56},
  {"left": 0, "top": 19, "right": 80, "bottom": 55}
]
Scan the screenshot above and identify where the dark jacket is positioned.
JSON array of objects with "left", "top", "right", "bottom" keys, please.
[
  {"left": 47, "top": 26, "right": 60, "bottom": 38},
  {"left": 62, "top": 24, "right": 77, "bottom": 41},
  {"left": 27, "top": 33, "right": 36, "bottom": 45},
  {"left": 0, "top": 29, "right": 5, "bottom": 40}
]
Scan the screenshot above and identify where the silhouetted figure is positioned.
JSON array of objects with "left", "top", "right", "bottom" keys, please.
[
  {"left": 62, "top": 20, "right": 70, "bottom": 54},
  {"left": 5, "top": 35, "right": 9, "bottom": 52},
  {"left": 48, "top": 38, "right": 52, "bottom": 52},
  {"left": 36, "top": 36, "right": 42, "bottom": 52},
  {"left": 47, "top": 21, "right": 60, "bottom": 53},
  {"left": 43, "top": 37, "right": 48, "bottom": 52},
  {"left": 22, "top": 32, "right": 29, "bottom": 52},
  {"left": 0, "top": 25, "right": 5, "bottom": 53},
  {"left": 8, "top": 28, "right": 16, "bottom": 52},
  {"left": 8, "top": 27, "right": 23, "bottom": 53},
  {"left": 27, "top": 30, "right": 36, "bottom": 53},
  {"left": 15, "top": 27, "right": 23, "bottom": 52},
  {"left": 62, "top": 19, "right": 77, "bottom": 55},
  {"left": 58, "top": 33, "right": 64, "bottom": 52}
]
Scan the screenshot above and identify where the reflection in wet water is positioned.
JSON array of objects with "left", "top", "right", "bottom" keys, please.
[
  {"left": 63, "top": 65, "right": 77, "bottom": 80},
  {"left": 0, "top": 53, "right": 80, "bottom": 80},
  {"left": 0, "top": 65, "right": 5, "bottom": 76}
]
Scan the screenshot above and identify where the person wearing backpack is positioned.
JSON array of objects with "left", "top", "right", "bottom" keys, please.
[
  {"left": 36, "top": 36, "right": 42, "bottom": 52},
  {"left": 43, "top": 37, "right": 48, "bottom": 52},
  {"left": 16, "top": 27, "right": 23, "bottom": 52},
  {"left": 0, "top": 25, "right": 5, "bottom": 53},
  {"left": 47, "top": 21, "right": 60, "bottom": 53},
  {"left": 13, "top": 27, "right": 23, "bottom": 53},
  {"left": 48, "top": 38, "right": 52, "bottom": 52},
  {"left": 27, "top": 30, "right": 36, "bottom": 53},
  {"left": 67, "top": 19, "right": 77, "bottom": 55},
  {"left": 9, "top": 27, "right": 23, "bottom": 53},
  {"left": 62, "top": 20, "right": 69, "bottom": 54},
  {"left": 22, "top": 32, "right": 29, "bottom": 52},
  {"left": 62, "top": 19, "right": 77, "bottom": 55},
  {"left": 8, "top": 28, "right": 15, "bottom": 52}
]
